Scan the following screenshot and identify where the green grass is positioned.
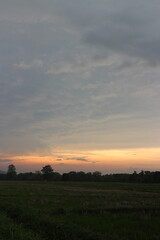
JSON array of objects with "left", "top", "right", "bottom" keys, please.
[{"left": 0, "top": 181, "right": 160, "bottom": 239}]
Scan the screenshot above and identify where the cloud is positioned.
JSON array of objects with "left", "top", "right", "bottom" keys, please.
[
  {"left": 46, "top": 55, "right": 113, "bottom": 75},
  {"left": 65, "top": 0, "right": 160, "bottom": 66},
  {"left": 0, "top": 1, "right": 59, "bottom": 23},
  {"left": 13, "top": 59, "right": 44, "bottom": 70},
  {"left": 55, "top": 159, "right": 62, "bottom": 161},
  {"left": 0, "top": 0, "right": 160, "bottom": 158},
  {"left": 0, "top": 159, "right": 12, "bottom": 163},
  {"left": 66, "top": 157, "right": 89, "bottom": 162},
  {"left": 76, "top": 158, "right": 89, "bottom": 162}
]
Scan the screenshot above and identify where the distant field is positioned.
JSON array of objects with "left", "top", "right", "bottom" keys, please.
[{"left": 0, "top": 181, "right": 160, "bottom": 240}]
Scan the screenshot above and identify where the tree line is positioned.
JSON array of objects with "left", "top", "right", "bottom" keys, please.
[{"left": 0, "top": 164, "right": 160, "bottom": 183}]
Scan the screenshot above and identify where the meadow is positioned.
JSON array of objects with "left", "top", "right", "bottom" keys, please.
[{"left": 0, "top": 181, "right": 160, "bottom": 240}]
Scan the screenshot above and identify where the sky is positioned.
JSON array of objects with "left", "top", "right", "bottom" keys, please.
[{"left": 0, "top": 0, "right": 160, "bottom": 173}]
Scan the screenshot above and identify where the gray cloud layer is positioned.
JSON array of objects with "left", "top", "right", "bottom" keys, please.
[
  {"left": 0, "top": 159, "right": 12, "bottom": 163},
  {"left": 0, "top": 0, "right": 160, "bottom": 156},
  {"left": 64, "top": 0, "right": 160, "bottom": 65}
]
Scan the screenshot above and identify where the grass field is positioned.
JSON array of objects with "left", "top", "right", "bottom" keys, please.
[{"left": 0, "top": 181, "right": 160, "bottom": 239}]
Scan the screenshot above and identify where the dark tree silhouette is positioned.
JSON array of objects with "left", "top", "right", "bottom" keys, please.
[
  {"left": 7, "top": 164, "right": 17, "bottom": 180},
  {"left": 1, "top": 164, "right": 160, "bottom": 183},
  {"left": 62, "top": 173, "right": 69, "bottom": 181},
  {"left": 41, "top": 165, "right": 54, "bottom": 180},
  {"left": 93, "top": 171, "right": 102, "bottom": 181}
]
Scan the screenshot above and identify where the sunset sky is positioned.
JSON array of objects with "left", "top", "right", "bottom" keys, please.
[{"left": 0, "top": 0, "right": 160, "bottom": 173}]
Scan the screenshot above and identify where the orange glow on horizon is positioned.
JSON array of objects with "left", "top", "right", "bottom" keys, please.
[{"left": 0, "top": 147, "right": 160, "bottom": 173}]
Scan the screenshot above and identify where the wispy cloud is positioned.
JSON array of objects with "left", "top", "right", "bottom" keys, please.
[
  {"left": 55, "top": 159, "right": 62, "bottom": 161},
  {"left": 13, "top": 59, "right": 44, "bottom": 70},
  {"left": 66, "top": 157, "right": 89, "bottom": 162},
  {"left": 46, "top": 56, "right": 113, "bottom": 75},
  {"left": 0, "top": 159, "right": 12, "bottom": 163}
]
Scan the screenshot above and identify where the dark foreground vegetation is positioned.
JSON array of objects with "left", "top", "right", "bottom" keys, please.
[
  {"left": 1, "top": 164, "right": 160, "bottom": 183},
  {"left": 0, "top": 181, "right": 160, "bottom": 240}
]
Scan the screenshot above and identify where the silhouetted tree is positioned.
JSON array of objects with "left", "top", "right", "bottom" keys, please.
[
  {"left": 68, "top": 171, "right": 77, "bottom": 181},
  {"left": 34, "top": 171, "right": 43, "bottom": 180},
  {"left": 76, "top": 171, "right": 86, "bottom": 181},
  {"left": 93, "top": 171, "right": 102, "bottom": 181},
  {"left": 85, "top": 172, "right": 92, "bottom": 181},
  {"left": 52, "top": 172, "right": 61, "bottom": 181},
  {"left": 7, "top": 164, "right": 17, "bottom": 180},
  {"left": 41, "top": 165, "right": 54, "bottom": 180},
  {"left": 62, "top": 173, "right": 69, "bottom": 181}
]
